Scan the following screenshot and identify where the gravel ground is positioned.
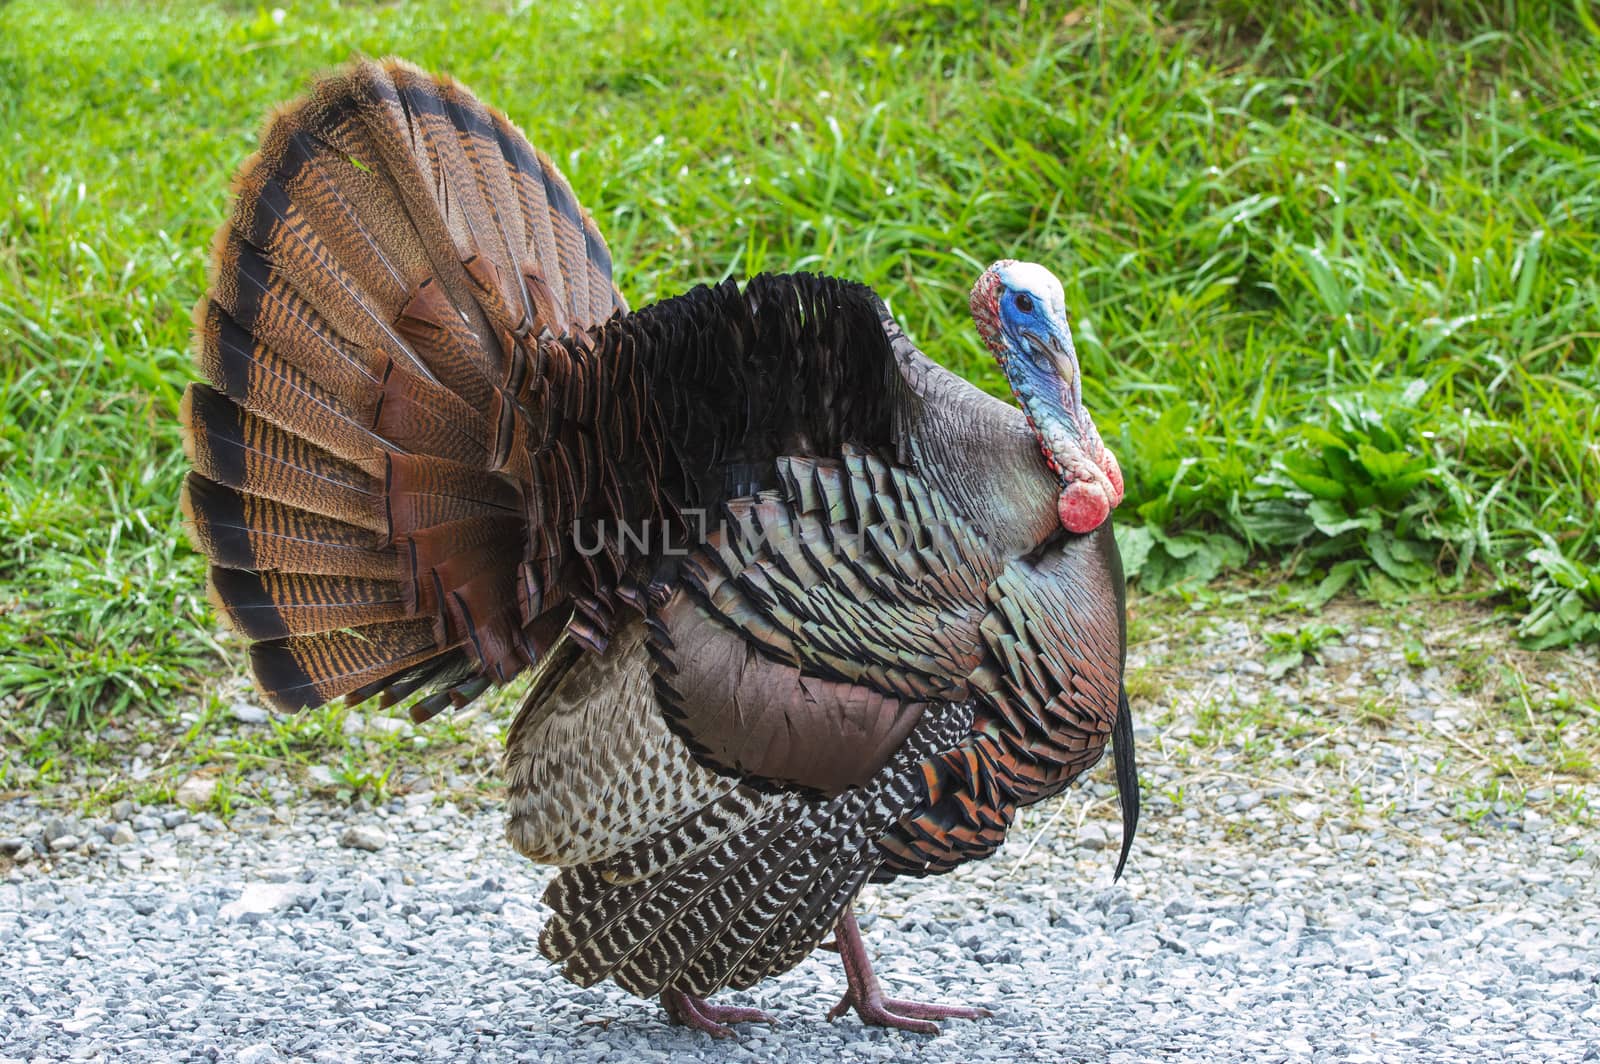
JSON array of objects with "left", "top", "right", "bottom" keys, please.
[{"left": 4, "top": 604, "right": 1598, "bottom": 1063}]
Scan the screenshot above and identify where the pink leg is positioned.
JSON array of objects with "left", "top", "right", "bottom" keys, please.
[
  {"left": 660, "top": 987, "right": 775, "bottom": 1038},
  {"left": 826, "top": 907, "right": 993, "bottom": 1034}
]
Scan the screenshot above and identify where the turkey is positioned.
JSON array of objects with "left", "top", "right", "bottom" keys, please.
[{"left": 180, "top": 59, "right": 1139, "bottom": 1036}]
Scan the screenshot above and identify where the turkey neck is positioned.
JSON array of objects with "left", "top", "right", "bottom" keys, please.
[{"left": 878, "top": 313, "right": 1062, "bottom": 558}]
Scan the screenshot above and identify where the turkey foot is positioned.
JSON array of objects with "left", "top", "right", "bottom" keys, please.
[
  {"left": 660, "top": 988, "right": 774, "bottom": 1038},
  {"left": 826, "top": 908, "right": 993, "bottom": 1034}
]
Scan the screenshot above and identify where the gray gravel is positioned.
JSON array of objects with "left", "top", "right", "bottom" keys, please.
[{"left": 4, "top": 606, "right": 1599, "bottom": 1062}]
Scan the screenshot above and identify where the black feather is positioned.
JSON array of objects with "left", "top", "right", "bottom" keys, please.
[
  {"left": 1112, "top": 685, "right": 1140, "bottom": 881},
  {"left": 247, "top": 639, "right": 322, "bottom": 711},
  {"left": 184, "top": 474, "right": 254, "bottom": 569}
]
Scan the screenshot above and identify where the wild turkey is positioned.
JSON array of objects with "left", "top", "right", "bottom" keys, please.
[{"left": 180, "top": 59, "right": 1139, "bottom": 1035}]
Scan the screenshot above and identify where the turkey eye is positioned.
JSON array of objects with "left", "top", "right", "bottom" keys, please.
[{"left": 1013, "top": 292, "right": 1034, "bottom": 314}]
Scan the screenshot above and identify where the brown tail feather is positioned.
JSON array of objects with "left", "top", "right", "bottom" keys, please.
[
  {"left": 181, "top": 474, "right": 398, "bottom": 580},
  {"left": 193, "top": 301, "right": 386, "bottom": 464},
  {"left": 248, "top": 619, "right": 446, "bottom": 711},
  {"left": 208, "top": 569, "right": 408, "bottom": 640},
  {"left": 184, "top": 59, "right": 622, "bottom": 718},
  {"left": 182, "top": 383, "right": 386, "bottom": 532}
]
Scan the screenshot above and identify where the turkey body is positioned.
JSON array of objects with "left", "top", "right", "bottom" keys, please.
[{"left": 180, "top": 59, "right": 1137, "bottom": 1031}]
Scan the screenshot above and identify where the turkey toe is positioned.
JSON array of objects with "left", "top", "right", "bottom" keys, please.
[{"left": 660, "top": 989, "right": 775, "bottom": 1038}]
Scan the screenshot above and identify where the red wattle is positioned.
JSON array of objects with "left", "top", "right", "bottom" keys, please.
[
  {"left": 1101, "top": 449, "right": 1125, "bottom": 505},
  {"left": 1058, "top": 482, "right": 1110, "bottom": 534}
]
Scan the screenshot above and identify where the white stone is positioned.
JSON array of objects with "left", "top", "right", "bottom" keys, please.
[
  {"left": 364, "top": 716, "right": 411, "bottom": 737},
  {"left": 338, "top": 825, "right": 388, "bottom": 852},
  {"left": 220, "top": 882, "right": 307, "bottom": 921},
  {"left": 1076, "top": 821, "right": 1109, "bottom": 851},
  {"left": 175, "top": 776, "right": 217, "bottom": 810},
  {"left": 230, "top": 702, "right": 270, "bottom": 725},
  {"left": 235, "top": 1043, "right": 284, "bottom": 1064}
]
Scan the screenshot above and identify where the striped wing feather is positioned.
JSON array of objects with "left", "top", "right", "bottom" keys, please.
[{"left": 647, "top": 446, "right": 1003, "bottom": 795}]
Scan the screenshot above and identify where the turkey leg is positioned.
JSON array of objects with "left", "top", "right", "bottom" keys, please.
[
  {"left": 659, "top": 987, "right": 774, "bottom": 1038},
  {"left": 826, "top": 907, "right": 993, "bottom": 1033}
]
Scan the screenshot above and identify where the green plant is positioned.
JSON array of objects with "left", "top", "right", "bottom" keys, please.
[
  {"left": 1519, "top": 539, "right": 1600, "bottom": 648},
  {"left": 330, "top": 753, "right": 394, "bottom": 805},
  {"left": 1256, "top": 385, "right": 1462, "bottom": 584},
  {"left": 1262, "top": 622, "right": 1345, "bottom": 678}
]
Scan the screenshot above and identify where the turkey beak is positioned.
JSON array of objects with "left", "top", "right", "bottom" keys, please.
[
  {"left": 1025, "top": 326, "right": 1126, "bottom": 529},
  {"left": 1021, "top": 326, "right": 1089, "bottom": 441},
  {"left": 1038, "top": 330, "right": 1083, "bottom": 418}
]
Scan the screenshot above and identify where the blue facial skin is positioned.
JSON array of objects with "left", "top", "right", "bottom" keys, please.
[{"left": 995, "top": 287, "right": 1081, "bottom": 449}]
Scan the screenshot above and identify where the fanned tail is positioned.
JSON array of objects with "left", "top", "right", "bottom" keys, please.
[{"left": 181, "top": 59, "right": 623, "bottom": 718}]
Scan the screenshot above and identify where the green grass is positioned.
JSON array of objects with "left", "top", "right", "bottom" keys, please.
[{"left": 2, "top": 0, "right": 1597, "bottom": 734}]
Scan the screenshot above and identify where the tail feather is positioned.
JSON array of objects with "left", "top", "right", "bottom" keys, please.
[
  {"left": 365, "top": 67, "right": 535, "bottom": 334},
  {"left": 248, "top": 618, "right": 446, "bottom": 711},
  {"left": 207, "top": 569, "right": 407, "bottom": 640},
  {"left": 184, "top": 59, "right": 623, "bottom": 717},
  {"left": 181, "top": 475, "right": 397, "bottom": 580},
  {"left": 229, "top": 168, "right": 424, "bottom": 380},
  {"left": 241, "top": 133, "right": 414, "bottom": 313},
  {"left": 347, "top": 654, "right": 473, "bottom": 709},
  {"left": 377, "top": 307, "right": 496, "bottom": 463},
  {"left": 183, "top": 383, "right": 385, "bottom": 532},
  {"left": 389, "top": 276, "right": 497, "bottom": 413},
  {"left": 194, "top": 302, "right": 386, "bottom": 464},
  {"left": 383, "top": 452, "right": 519, "bottom": 529},
  {"left": 209, "top": 230, "right": 399, "bottom": 392}
]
